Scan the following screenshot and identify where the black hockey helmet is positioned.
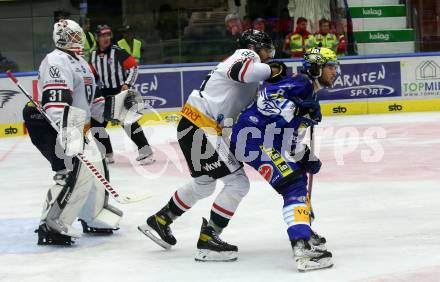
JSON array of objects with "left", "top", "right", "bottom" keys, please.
[
  {"left": 95, "top": 24, "right": 113, "bottom": 39},
  {"left": 238, "top": 29, "right": 274, "bottom": 54}
]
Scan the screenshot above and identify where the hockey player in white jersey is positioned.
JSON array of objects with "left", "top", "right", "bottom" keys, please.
[
  {"left": 29, "top": 19, "right": 126, "bottom": 245},
  {"left": 139, "top": 30, "right": 281, "bottom": 261}
]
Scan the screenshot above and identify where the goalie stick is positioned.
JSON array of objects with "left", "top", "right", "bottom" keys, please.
[{"left": 6, "top": 70, "right": 150, "bottom": 204}]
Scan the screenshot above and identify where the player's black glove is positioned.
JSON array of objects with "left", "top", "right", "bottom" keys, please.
[
  {"left": 292, "top": 145, "right": 322, "bottom": 174},
  {"left": 266, "top": 61, "right": 287, "bottom": 83},
  {"left": 292, "top": 94, "right": 322, "bottom": 124}
]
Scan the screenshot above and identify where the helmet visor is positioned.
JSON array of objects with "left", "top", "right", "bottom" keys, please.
[
  {"left": 325, "top": 60, "right": 340, "bottom": 75},
  {"left": 261, "top": 44, "right": 276, "bottom": 59}
]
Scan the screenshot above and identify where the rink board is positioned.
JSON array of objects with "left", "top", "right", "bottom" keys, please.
[{"left": 1, "top": 52, "right": 440, "bottom": 138}]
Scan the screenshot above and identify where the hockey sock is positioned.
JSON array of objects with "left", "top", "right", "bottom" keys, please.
[
  {"left": 167, "top": 191, "right": 191, "bottom": 218},
  {"left": 282, "top": 188, "right": 311, "bottom": 241},
  {"left": 209, "top": 203, "right": 234, "bottom": 230},
  {"left": 208, "top": 218, "right": 224, "bottom": 234}
]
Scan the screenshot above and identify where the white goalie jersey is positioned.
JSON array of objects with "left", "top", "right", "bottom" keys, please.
[
  {"left": 38, "top": 49, "right": 104, "bottom": 124},
  {"left": 181, "top": 49, "right": 271, "bottom": 131}
]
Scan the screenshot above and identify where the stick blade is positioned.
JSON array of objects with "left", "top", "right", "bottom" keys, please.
[{"left": 115, "top": 191, "right": 152, "bottom": 204}]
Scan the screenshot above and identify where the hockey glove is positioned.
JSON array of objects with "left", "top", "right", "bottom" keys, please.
[
  {"left": 291, "top": 144, "right": 321, "bottom": 174},
  {"left": 292, "top": 95, "right": 322, "bottom": 124},
  {"left": 266, "top": 61, "right": 287, "bottom": 83}
]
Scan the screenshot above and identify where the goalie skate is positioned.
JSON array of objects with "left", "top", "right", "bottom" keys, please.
[{"left": 35, "top": 224, "right": 75, "bottom": 246}]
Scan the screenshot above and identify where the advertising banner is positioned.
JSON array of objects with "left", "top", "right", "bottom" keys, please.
[
  {"left": 182, "top": 70, "right": 210, "bottom": 101},
  {"left": 0, "top": 76, "right": 33, "bottom": 123},
  {"left": 319, "top": 61, "right": 401, "bottom": 100},
  {"left": 133, "top": 72, "right": 182, "bottom": 109},
  {"left": 1, "top": 53, "right": 440, "bottom": 137},
  {"left": 400, "top": 57, "right": 440, "bottom": 98}
]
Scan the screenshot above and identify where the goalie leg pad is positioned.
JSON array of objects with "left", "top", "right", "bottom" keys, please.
[
  {"left": 78, "top": 143, "right": 123, "bottom": 230},
  {"left": 43, "top": 158, "right": 87, "bottom": 238},
  {"left": 44, "top": 143, "right": 103, "bottom": 237}
]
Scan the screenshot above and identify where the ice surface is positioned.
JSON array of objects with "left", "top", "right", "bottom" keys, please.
[{"left": 1, "top": 112, "right": 439, "bottom": 282}]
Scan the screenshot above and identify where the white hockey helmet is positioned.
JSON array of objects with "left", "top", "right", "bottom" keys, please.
[{"left": 53, "top": 19, "right": 84, "bottom": 52}]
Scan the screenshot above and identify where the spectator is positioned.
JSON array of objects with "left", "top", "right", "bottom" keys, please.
[
  {"left": 253, "top": 18, "right": 266, "bottom": 32},
  {"left": 284, "top": 17, "right": 316, "bottom": 58},
  {"left": 242, "top": 15, "right": 253, "bottom": 31},
  {"left": 225, "top": 13, "right": 242, "bottom": 37},
  {"left": 117, "top": 25, "right": 143, "bottom": 64},
  {"left": 336, "top": 33, "right": 347, "bottom": 56},
  {"left": 223, "top": 13, "right": 243, "bottom": 54},
  {"left": 314, "top": 18, "right": 338, "bottom": 53},
  {"left": 81, "top": 18, "right": 96, "bottom": 62}
]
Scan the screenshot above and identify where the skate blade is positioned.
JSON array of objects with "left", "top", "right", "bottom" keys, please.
[
  {"left": 195, "top": 249, "right": 238, "bottom": 262},
  {"left": 137, "top": 155, "right": 155, "bottom": 165},
  {"left": 297, "top": 257, "right": 333, "bottom": 272},
  {"left": 137, "top": 224, "right": 171, "bottom": 250}
]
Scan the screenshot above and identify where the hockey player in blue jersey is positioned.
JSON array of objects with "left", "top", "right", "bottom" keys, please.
[{"left": 230, "top": 47, "right": 339, "bottom": 271}]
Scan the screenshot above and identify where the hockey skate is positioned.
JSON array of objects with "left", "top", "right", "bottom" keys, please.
[
  {"left": 195, "top": 218, "right": 238, "bottom": 262},
  {"left": 78, "top": 219, "right": 119, "bottom": 235},
  {"left": 136, "top": 146, "right": 155, "bottom": 165},
  {"left": 291, "top": 239, "right": 333, "bottom": 272},
  {"left": 309, "top": 229, "right": 327, "bottom": 251},
  {"left": 138, "top": 208, "right": 176, "bottom": 249},
  {"left": 35, "top": 224, "right": 75, "bottom": 246}
]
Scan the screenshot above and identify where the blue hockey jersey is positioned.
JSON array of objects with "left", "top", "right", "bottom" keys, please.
[{"left": 231, "top": 73, "right": 316, "bottom": 152}]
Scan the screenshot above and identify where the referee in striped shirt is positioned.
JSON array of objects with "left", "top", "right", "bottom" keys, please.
[{"left": 90, "top": 24, "right": 154, "bottom": 165}]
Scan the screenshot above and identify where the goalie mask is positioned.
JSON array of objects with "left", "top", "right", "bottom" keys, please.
[
  {"left": 53, "top": 19, "right": 85, "bottom": 54},
  {"left": 104, "top": 90, "right": 144, "bottom": 126}
]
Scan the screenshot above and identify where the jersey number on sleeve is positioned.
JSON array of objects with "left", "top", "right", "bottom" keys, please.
[{"left": 48, "top": 89, "right": 63, "bottom": 102}]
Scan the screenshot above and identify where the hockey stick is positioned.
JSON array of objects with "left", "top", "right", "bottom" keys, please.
[
  {"left": 307, "top": 125, "right": 315, "bottom": 198},
  {"left": 6, "top": 70, "right": 151, "bottom": 204},
  {"left": 307, "top": 125, "right": 316, "bottom": 223}
]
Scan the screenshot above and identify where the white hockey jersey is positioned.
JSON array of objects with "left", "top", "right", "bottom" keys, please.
[
  {"left": 181, "top": 49, "right": 271, "bottom": 134},
  {"left": 38, "top": 49, "right": 104, "bottom": 124}
]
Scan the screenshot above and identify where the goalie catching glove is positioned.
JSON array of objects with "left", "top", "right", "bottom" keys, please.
[{"left": 104, "top": 89, "right": 144, "bottom": 126}]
